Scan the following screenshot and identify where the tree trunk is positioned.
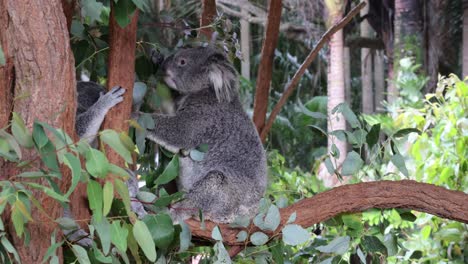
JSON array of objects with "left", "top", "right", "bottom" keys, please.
[
  {"left": 61, "top": 0, "right": 76, "bottom": 31},
  {"left": 1, "top": 0, "right": 76, "bottom": 262},
  {"left": 240, "top": 7, "right": 251, "bottom": 81},
  {"left": 344, "top": 47, "right": 351, "bottom": 104},
  {"left": 374, "top": 50, "right": 385, "bottom": 111},
  {"left": 324, "top": 0, "right": 347, "bottom": 187},
  {"left": 102, "top": 4, "right": 139, "bottom": 168},
  {"left": 392, "top": 0, "right": 423, "bottom": 101},
  {"left": 463, "top": 0, "right": 468, "bottom": 78},
  {"left": 0, "top": 0, "right": 13, "bottom": 129},
  {"left": 361, "top": 0, "right": 374, "bottom": 114},
  {"left": 252, "top": 0, "right": 282, "bottom": 134},
  {"left": 425, "top": 0, "right": 448, "bottom": 93},
  {"left": 199, "top": 0, "right": 217, "bottom": 39}
]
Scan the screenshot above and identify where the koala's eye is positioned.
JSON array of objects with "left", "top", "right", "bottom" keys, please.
[{"left": 178, "top": 58, "right": 187, "bottom": 66}]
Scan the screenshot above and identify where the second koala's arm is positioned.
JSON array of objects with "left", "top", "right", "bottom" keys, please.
[{"left": 76, "top": 86, "right": 125, "bottom": 143}]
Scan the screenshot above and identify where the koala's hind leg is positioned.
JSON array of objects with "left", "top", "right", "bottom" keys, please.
[{"left": 171, "top": 171, "right": 242, "bottom": 223}]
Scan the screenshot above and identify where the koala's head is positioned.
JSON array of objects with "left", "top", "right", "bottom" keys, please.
[{"left": 160, "top": 47, "right": 238, "bottom": 102}]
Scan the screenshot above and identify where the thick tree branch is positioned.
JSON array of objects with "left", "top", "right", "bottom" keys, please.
[
  {"left": 259, "top": 1, "right": 366, "bottom": 142},
  {"left": 186, "top": 180, "right": 468, "bottom": 246},
  {"left": 102, "top": 5, "right": 139, "bottom": 167},
  {"left": 252, "top": 0, "right": 283, "bottom": 133},
  {"left": 199, "top": 0, "right": 217, "bottom": 39}
]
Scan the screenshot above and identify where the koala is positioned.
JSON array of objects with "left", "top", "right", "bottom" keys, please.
[
  {"left": 147, "top": 46, "right": 267, "bottom": 223},
  {"left": 76, "top": 81, "right": 125, "bottom": 144}
]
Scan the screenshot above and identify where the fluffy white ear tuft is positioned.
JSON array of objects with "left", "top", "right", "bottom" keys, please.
[{"left": 209, "top": 64, "right": 237, "bottom": 102}]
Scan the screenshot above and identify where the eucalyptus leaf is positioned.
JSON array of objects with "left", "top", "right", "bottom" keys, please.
[
  {"left": 72, "top": 244, "right": 91, "bottom": 264},
  {"left": 282, "top": 224, "right": 309, "bottom": 246},
  {"left": 154, "top": 155, "right": 179, "bottom": 185},
  {"left": 110, "top": 220, "right": 128, "bottom": 253},
  {"left": 143, "top": 214, "right": 174, "bottom": 249},
  {"left": 342, "top": 151, "right": 364, "bottom": 176},
  {"left": 315, "top": 236, "right": 350, "bottom": 255},
  {"left": 250, "top": 232, "right": 269, "bottom": 246},
  {"left": 133, "top": 220, "right": 157, "bottom": 262},
  {"left": 85, "top": 148, "right": 109, "bottom": 178},
  {"left": 391, "top": 154, "right": 409, "bottom": 176}
]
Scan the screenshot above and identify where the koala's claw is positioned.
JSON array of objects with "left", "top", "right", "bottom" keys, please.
[{"left": 97, "top": 86, "right": 125, "bottom": 109}]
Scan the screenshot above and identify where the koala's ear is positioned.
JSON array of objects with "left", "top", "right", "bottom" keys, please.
[{"left": 208, "top": 62, "right": 238, "bottom": 103}]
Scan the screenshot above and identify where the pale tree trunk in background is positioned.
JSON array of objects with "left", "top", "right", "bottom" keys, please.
[
  {"left": 361, "top": 0, "right": 374, "bottom": 114},
  {"left": 0, "top": 0, "right": 76, "bottom": 261},
  {"left": 321, "top": 0, "right": 347, "bottom": 187},
  {"left": 463, "top": 0, "right": 468, "bottom": 78},
  {"left": 240, "top": 7, "right": 251, "bottom": 81},
  {"left": 374, "top": 50, "right": 385, "bottom": 111},
  {"left": 344, "top": 47, "right": 351, "bottom": 104}
]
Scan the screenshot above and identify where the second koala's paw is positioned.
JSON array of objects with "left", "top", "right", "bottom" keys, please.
[{"left": 98, "top": 86, "right": 125, "bottom": 110}]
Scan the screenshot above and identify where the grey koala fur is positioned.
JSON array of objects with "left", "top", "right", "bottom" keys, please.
[
  {"left": 147, "top": 46, "right": 267, "bottom": 223},
  {"left": 76, "top": 81, "right": 125, "bottom": 144}
]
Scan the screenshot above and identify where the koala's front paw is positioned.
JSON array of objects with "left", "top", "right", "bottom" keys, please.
[{"left": 97, "top": 86, "right": 125, "bottom": 110}]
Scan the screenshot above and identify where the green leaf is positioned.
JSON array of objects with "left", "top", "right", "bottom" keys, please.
[
  {"left": 383, "top": 233, "right": 398, "bottom": 256},
  {"left": 341, "top": 151, "right": 364, "bottom": 176},
  {"left": 42, "top": 240, "right": 63, "bottom": 263},
  {"left": 136, "top": 191, "right": 156, "bottom": 203},
  {"left": 287, "top": 212, "right": 296, "bottom": 224},
  {"left": 0, "top": 44, "right": 5, "bottom": 66},
  {"left": 70, "top": 20, "right": 85, "bottom": 39},
  {"left": 250, "top": 232, "right": 269, "bottom": 246},
  {"left": 11, "top": 112, "right": 33, "bottom": 148},
  {"left": 143, "top": 214, "right": 174, "bottom": 249},
  {"left": 1, "top": 236, "right": 21, "bottom": 263},
  {"left": 102, "top": 181, "right": 114, "bottom": 216},
  {"left": 110, "top": 220, "right": 128, "bottom": 252},
  {"left": 213, "top": 241, "right": 231, "bottom": 263},
  {"left": 72, "top": 244, "right": 91, "bottom": 264},
  {"left": 282, "top": 224, "right": 309, "bottom": 246},
  {"left": 391, "top": 154, "right": 408, "bottom": 176},
  {"left": 87, "top": 180, "right": 103, "bottom": 222},
  {"left": 236, "top": 231, "right": 248, "bottom": 242},
  {"left": 393, "top": 128, "right": 421, "bottom": 138},
  {"left": 81, "top": 0, "right": 104, "bottom": 24},
  {"left": 229, "top": 215, "right": 250, "bottom": 228},
  {"left": 332, "top": 103, "right": 360, "bottom": 128},
  {"left": 63, "top": 153, "right": 82, "bottom": 198},
  {"left": 115, "top": 179, "right": 133, "bottom": 217},
  {"left": 154, "top": 155, "right": 179, "bottom": 185},
  {"left": 179, "top": 221, "right": 191, "bottom": 252},
  {"left": 361, "top": 235, "right": 387, "bottom": 254},
  {"left": 94, "top": 218, "right": 111, "bottom": 255},
  {"left": 12, "top": 204, "right": 24, "bottom": 237},
  {"left": 25, "top": 183, "right": 69, "bottom": 202},
  {"left": 316, "top": 236, "right": 350, "bottom": 254},
  {"left": 0, "top": 130, "right": 21, "bottom": 160},
  {"left": 342, "top": 214, "right": 363, "bottom": 236},
  {"left": 133, "top": 220, "right": 157, "bottom": 262},
  {"left": 85, "top": 148, "right": 109, "bottom": 178},
  {"left": 55, "top": 217, "right": 79, "bottom": 230},
  {"left": 113, "top": 0, "right": 137, "bottom": 28},
  {"left": 153, "top": 191, "right": 183, "bottom": 207},
  {"left": 211, "top": 226, "right": 223, "bottom": 241},
  {"left": 100, "top": 130, "right": 133, "bottom": 164},
  {"left": 263, "top": 205, "right": 281, "bottom": 231},
  {"left": 16, "top": 171, "right": 48, "bottom": 178},
  {"left": 189, "top": 149, "right": 205, "bottom": 161},
  {"left": 131, "top": 0, "right": 150, "bottom": 11},
  {"left": 324, "top": 157, "right": 335, "bottom": 174},
  {"left": 366, "top": 124, "right": 381, "bottom": 149},
  {"left": 32, "top": 122, "right": 49, "bottom": 149}
]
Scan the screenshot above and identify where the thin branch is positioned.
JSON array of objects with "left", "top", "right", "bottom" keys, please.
[
  {"left": 259, "top": 1, "right": 366, "bottom": 142},
  {"left": 186, "top": 180, "right": 468, "bottom": 247},
  {"left": 252, "top": 0, "right": 283, "bottom": 133}
]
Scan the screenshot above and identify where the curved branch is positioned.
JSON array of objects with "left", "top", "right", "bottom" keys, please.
[{"left": 186, "top": 180, "right": 468, "bottom": 246}]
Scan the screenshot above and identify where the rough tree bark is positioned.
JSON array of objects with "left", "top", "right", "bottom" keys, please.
[
  {"left": 0, "top": 0, "right": 76, "bottom": 262},
  {"left": 361, "top": 0, "right": 374, "bottom": 114},
  {"left": 61, "top": 0, "right": 76, "bottom": 31},
  {"left": 187, "top": 180, "right": 468, "bottom": 246},
  {"left": 199, "top": 0, "right": 217, "bottom": 39},
  {"left": 252, "top": 0, "right": 282, "bottom": 134},
  {"left": 101, "top": 6, "right": 139, "bottom": 168},
  {"left": 0, "top": 0, "right": 13, "bottom": 129}
]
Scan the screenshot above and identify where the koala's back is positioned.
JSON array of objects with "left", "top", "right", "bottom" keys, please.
[{"left": 176, "top": 92, "right": 267, "bottom": 220}]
